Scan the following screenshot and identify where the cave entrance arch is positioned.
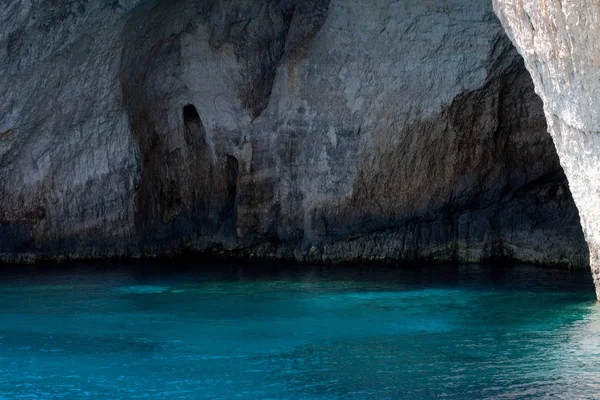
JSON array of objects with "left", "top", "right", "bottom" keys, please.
[{"left": 493, "top": 0, "right": 600, "bottom": 298}]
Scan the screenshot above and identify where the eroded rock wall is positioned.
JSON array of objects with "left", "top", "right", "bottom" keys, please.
[
  {"left": 0, "top": 0, "right": 587, "bottom": 265},
  {"left": 493, "top": 0, "right": 600, "bottom": 294}
]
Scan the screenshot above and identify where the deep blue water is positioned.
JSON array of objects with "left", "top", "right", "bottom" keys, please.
[{"left": 0, "top": 263, "right": 599, "bottom": 399}]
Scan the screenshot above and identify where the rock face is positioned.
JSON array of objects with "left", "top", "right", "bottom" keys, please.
[
  {"left": 0, "top": 0, "right": 588, "bottom": 265},
  {"left": 493, "top": 0, "right": 600, "bottom": 295}
]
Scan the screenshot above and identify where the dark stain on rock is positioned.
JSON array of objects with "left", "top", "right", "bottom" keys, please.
[
  {"left": 283, "top": 0, "right": 330, "bottom": 62},
  {"left": 119, "top": 1, "right": 242, "bottom": 247},
  {"left": 205, "top": 0, "right": 330, "bottom": 120}
]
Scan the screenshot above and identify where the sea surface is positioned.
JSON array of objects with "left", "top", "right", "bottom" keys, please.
[{"left": 0, "top": 263, "right": 598, "bottom": 399}]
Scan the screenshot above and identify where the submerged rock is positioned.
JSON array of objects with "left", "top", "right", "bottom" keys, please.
[{"left": 0, "top": 0, "right": 588, "bottom": 266}]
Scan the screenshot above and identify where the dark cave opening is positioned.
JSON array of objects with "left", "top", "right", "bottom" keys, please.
[{"left": 183, "top": 104, "right": 201, "bottom": 125}]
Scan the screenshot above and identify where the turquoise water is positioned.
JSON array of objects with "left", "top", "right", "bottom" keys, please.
[{"left": 0, "top": 264, "right": 599, "bottom": 399}]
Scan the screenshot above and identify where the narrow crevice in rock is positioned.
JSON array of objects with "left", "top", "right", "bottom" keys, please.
[{"left": 183, "top": 104, "right": 201, "bottom": 126}]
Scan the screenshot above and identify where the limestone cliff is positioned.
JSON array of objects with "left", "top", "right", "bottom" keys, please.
[{"left": 0, "top": 0, "right": 587, "bottom": 266}]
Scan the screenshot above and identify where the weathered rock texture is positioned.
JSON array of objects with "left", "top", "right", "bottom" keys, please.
[
  {"left": 493, "top": 0, "right": 600, "bottom": 295},
  {"left": 0, "top": 0, "right": 588, "bottom": 266}
]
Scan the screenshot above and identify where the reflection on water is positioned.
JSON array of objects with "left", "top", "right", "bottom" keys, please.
[{"left": 0, "top": 263, "right": 598, "bottom": 399}]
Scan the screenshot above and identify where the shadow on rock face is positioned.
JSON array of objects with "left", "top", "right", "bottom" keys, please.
[
  {"left": 117, "top": 0, "right": 331, "bottom": 247},
  {"left": 296, "top": 34, "right": 587, "bottom": 266}
]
